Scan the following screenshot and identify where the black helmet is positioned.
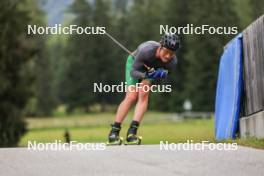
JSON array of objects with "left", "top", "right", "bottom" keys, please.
[{"left": 161, "top": 33, "right": 180, "bottom": 51}]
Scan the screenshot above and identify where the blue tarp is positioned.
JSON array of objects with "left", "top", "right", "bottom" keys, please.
[{"left": 215, "top": 34, "right": 243, "bottom": 140}]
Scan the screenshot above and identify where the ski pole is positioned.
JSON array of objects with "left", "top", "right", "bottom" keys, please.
[{"left": 105, "top": 32, "right": 155, "bottom": 73}]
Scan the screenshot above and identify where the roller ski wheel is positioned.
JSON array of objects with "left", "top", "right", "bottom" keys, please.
[
  {"left": 106, "top": 136, "right": 123, "bottom": 146},
  {"left": 125, "top": 134, "right": 142, "bottom": 145}
]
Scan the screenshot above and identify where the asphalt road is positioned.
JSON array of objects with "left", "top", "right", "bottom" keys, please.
[{"left": 0, "top": 145, "right": 263, "bottom": 176}]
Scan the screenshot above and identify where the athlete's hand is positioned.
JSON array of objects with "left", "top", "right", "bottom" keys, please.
[{"left": 146, "top": 69, "right": 168, "bottom": 79}]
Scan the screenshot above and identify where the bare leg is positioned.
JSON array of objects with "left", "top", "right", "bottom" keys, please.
[
  {"left": 114, "top": 86, "right": 138, "bottom": 123},
  {"left": 132, "top": 80, "right": 151, "bottom": 122}
]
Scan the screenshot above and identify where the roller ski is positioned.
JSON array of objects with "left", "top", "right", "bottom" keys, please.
[
  {"left": 106, "top": 123, "right": 123, "bottom": 146},
  {"left": 125, "top": 134, "right": 142, "bottom": 145},
  {"left": 125, "top": 120, "right": 142, "bottom": 145},
  {"left": 106, "top": 135, "right": 123, "bottom": 145}
]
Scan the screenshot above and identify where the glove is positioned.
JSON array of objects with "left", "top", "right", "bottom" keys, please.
[{"left": 146, "top": 69, "right": 168, "bottom": 79}]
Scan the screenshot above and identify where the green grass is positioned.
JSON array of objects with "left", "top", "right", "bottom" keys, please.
[
  {"left": 224, "top": 138, "right": 264, "bottom": 149},
  {"left": 20, "top": 120, "right": 214, "bottom": 146},
  {"left": 20, "top": 112, "right": 214, "bottom": 146},
  {"left": 19, "top": 112, "right": 264, "bottom": 149}
]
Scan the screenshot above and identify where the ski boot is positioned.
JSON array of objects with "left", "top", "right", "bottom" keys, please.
[
  {"left": 125, "top": 120, "right": 142, "bottom": 145},
  {"left": 125, "top": 134, "right": 142, "bottom": 145},
  {"left": 106, "top": 124, "right": 123, "bottom": 146}
]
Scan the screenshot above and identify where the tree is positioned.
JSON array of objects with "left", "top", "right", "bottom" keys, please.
[
  {"left": 249, "top": 0, "right": 264, "bottom": 20},
  {"left": 91, "top": 0, "right": 120, "bottom": 111},
  {"left": 184, "top": 0, "right": 240, "bottom": 111},
  {"left": 59, "top": 0, "right": 95, "bottom": 112},
  {"left": 61, "top": 0, "right": 117, "bottom": 112},
  {"left": 19, "top": 0, "right": 57, "bottom": 117},
  {"left": 0, "top": 0, "right": 37, "bottom": 146}
]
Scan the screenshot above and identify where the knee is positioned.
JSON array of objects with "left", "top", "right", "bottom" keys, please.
[
  {"left": 138, "top": 90, "right": 149, "bottom": 101},
  {"left": 125, "top": 94, "right": 138, "bottom": 103}
]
